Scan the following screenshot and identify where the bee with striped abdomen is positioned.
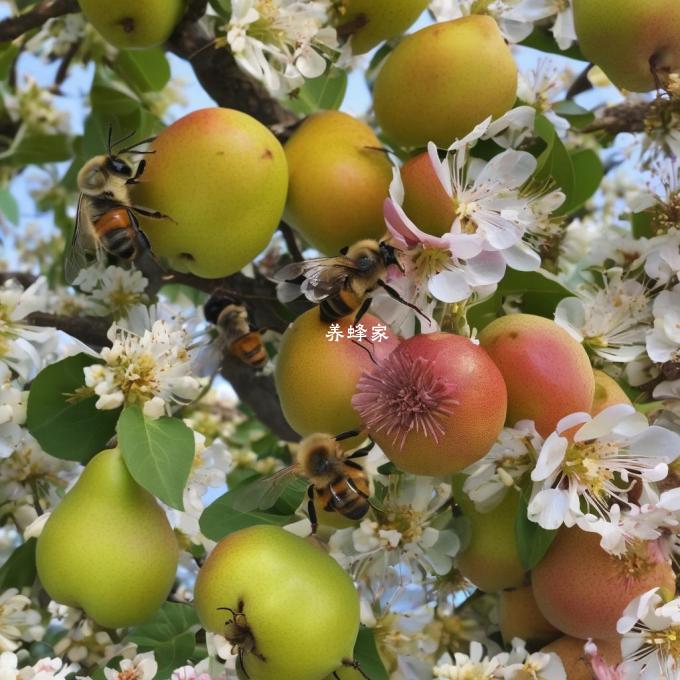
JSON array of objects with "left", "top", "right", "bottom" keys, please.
[
  {"left": 203, "top": 291, "right": 269, "bottom": 369},
  {"left": 233, "top": 432, "right": 373, "bottom": 533},
  {"left": 274, "top": 239, "right": 426, "bottom": 325},
  {"left": 64, "top": 129, "right": 171, "bottom": 284}
]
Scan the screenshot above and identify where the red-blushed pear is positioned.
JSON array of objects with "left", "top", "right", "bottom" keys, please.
[
  {"left": 499, "top": 585, "right": 561, "bottom": 646},
  {"left": 400, "top": 152, "right": 456, "bottom": 237},
  {"left": 532, "top": 527, "right": 675, "bottom": 640},
  {"left": 591, "top": 369, "right": 632, "bottom": 416},
  {"left": 453, "top": 476, "right": 525, "bottom": 592},
  {"left": 352, "top": 332, "right": 507, "bottom": 476},
  {"left": 77, "top": 0, "right": 185, "bottom": 49},
  {"left": 36, "top": 449, "right": 178, "bottom": 629},
  {"left": 334, "top": 0, "right": 428, "bottom": 55},
  {"left": 573, "top": 0, "right": 680, "bottom": 92},
  {"left": 478, "top": 314, "right": 595, "bottom": 437},
  {"left": 373, "top": 16, "right": 517, "bottom": 147},
  {"left": 275, "top": 308, "right": 398, "bottom": 437},
  {"left": 542, "top": 636, "right": 622, "bottom": 679},
  {"left": 194, "top": 525, "right": 360, "bottom": 680},
  {"left": 284, "top": 111, "right": 392, "bottom": 255},
  {"left": 132, "top": 108, "right": 288, "bottom": 279}
]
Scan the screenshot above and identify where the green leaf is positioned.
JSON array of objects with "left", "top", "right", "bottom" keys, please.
[
  {"left": 0, "top": 539, "right": 37, "bottom": 589},
  {"left": 534, "top": 114, "right": 574, "bottom": 198},
  {"left": 520, "top": 27, "right": 586, "bottom": 62},
  {"left": 552, "top": 100, "right": 595, "bottom": 129},
  {"left": 90, "top": 68, "right": 142, "bottom": 116},
  {"left": 632, "top": 210, "right": 655, "bottom": 239},
  {"left": 115, "top": 49, "right": 171, "bottom": 93},
  {"left": 117, "top": 406, "right": 195, "bottom": 510},
  {"left": 283, "top": 68, "right": 348, "bottom": 115},
  {"left": 0, "top": 126, "right": 72, "bottom": 166},
  {"left": 467, "top": 269, "right": 573, "bottom": 331},
  {"left": 557, "top": 149, "right": 604, "bottom": 215},
  {"left": 200, "top": 483, "right": 295, "bottom": 542},
  {"left": 0, "top": 187, "right": 19, "bottom": 224},
  {"left": 27, "top": 354, "right": 121, "bottom": 463},
  {"left": 351, "top": 627, "right": 388, "bottom": 680},
  {"left": 0, "top": 44, "right": 19, "bottom": 81},
  {"left": 515, "top": 492, "right": 557, "bottom": 571},
  {"left": 128, "top": 602, "right": 200, "bottom": 678}
]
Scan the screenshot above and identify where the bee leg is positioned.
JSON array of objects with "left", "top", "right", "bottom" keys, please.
[
  {"left": 377, "top": 279, "right": 430, "bottom": 322},
  {"left": 334, "top": 430, "right": 362, "bottom": 442},
  {"left": 342, "top": 658, "right": 371, "bottom": 679},
  {"left": 348, "top": 440, "right": 374, "bottom": 459},
  {"left": 130, "top": 205, "right": 177, "bottom": 224},
  {"left": 237, "top": 648, "right": 250, "bottom": 680},
  {"left": 350, "top": 338, "right": 378, "bottom": 366},
  {"left": 307, "top": 485, "right": 318, "bottom": 535},
  {"left": 333, "top": 673, "right": 341, "bottom": 680},
  {"left": 126, "top": 159, "right": 146, "bottom": 184},
  {"left": 352, "top": 297, "right": 372, "bottom": 326}
]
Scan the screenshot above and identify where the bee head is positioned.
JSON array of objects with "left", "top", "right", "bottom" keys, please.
[
  {"left": 77, "top": 155, "right": 132, "bottom": 195},
  {"left": 379, "top": 241, "right": 404, "bottom": 272},
  {"left": 204, "top": 292, "right": 239, "bottom": 324}
]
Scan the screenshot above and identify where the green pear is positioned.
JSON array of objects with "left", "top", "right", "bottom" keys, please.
[
  {"left": 36, "top": 449, "right": 178, "bottom": 629},
  {"left": 132, "top": 108, "right": 288, "bottom": 279},
  {"left": 284, "top": 111, "right": 392, "bottom": 255},
  {"left": 195, "top": 525, "right": 360, "bottom": 680},
  {"left": 77, "top": 0, "right": 185, "bottom": 49},
  {"left": 373, "top": 16, "right": 517, "bottom": 147},
  {"left": 335, "top": 0, "right": 429, "bottom": 55},
  {"left": 453, "top": 475, "right": 526, "bottom": 592},
  {"left": 573, "top": 0, "right": 680, "bottom": 92}
]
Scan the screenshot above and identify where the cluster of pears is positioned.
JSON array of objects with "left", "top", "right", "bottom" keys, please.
[{"left": 37, "top": 453, "right": 363, "bottom": 679}]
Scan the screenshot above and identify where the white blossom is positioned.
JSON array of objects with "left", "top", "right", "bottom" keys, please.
[
  {"left": 221, "top": 0, "right": 344, "bottom": 96},
  {"left": 0, "top": 365, "right": 27, "bottom": 459},
  {"left": 617, "top": 588, "right": 680, "bottom": 680},
  {"left": 518, "top": 59, "right": 570, "bottom": 135},
  {"left": 495, "top": 638, "right": 566, "bottom": 679},
  {"left": 432, "top": 642, "right": 500, "bottom": 679},
  {"left": 73, "top": 265, "right": 148, "bottom": 319},
  {"left": 0, "top": 278, "right": 56, "bottom": 380},
  {"left": 329, "top": 476, "right": 458, "bottom": 578},
  {"left": 18, "top": 656, "right": 80, "bottom": 680},
  {"left": 462, "top": 421, "right": 541, "bottom": 512},
  {"left": 0, "top": 589, "right": 44, "bottom": 653},
  {"left": 84, "top": 311, "right": 202, "bottom": 419},
  {"left": 644, "top": 229, "right": 680, "bottom": 285},
  {"left": 528, "top": 405, "right": 680, "bottom": 531},
  {"left": 554, "top": 268, "right": 652, "bottom": 362},
  {"left": 104, "top": 650, "right": 158, "bottom": 680}
]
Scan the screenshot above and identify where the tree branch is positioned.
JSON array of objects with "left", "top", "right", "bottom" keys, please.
[
  {"left": 0, "top": 0, "right": 78, "bottom": 42},
  {"left": 582, "top": 100, "right": 651, "bottom": 134},
  {"left": 26, "top": 312, "right": 111, "bottom": 350}
]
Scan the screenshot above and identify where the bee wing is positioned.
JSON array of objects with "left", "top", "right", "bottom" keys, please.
[
  {"left": 231, "top": 465, "right": 303, "bottom": 512},
  {"left": 274, "top": 257, "right": 360, "bottom": 304},
  {"left": 64, "top": 195, "right": 105, "bottom": 284}
]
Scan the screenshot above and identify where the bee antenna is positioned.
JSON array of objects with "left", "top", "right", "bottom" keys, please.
[
  {"left": 107, "top": 125, "right": 113, "bottom": 156},
  {"left": 117, "top": 135, "right": 157, "bottom": 154},
  {"left": 108, "top": 129, "right": 138, "bottom": 154}
]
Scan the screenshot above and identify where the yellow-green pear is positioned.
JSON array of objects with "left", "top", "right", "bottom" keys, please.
[
  {"left": 77, "top": 0, "right": 185, "bottom": 49},
  {"left": 573, "top": 0, "right": 680, "bottom": 92},
  {"left": 133, "top": 108, "right": 288, "bottom": 278},
  {"left": 454, "top": 476, "right": 525, "bottom": 592},
  {"left": 195, "top": 525, "right": 360, "bottom": 680},
  {"left": 335, "top": 0, "right": 429, "bottom": 55},
  {"left": 284, "top": 111, "right": 392, "bottom": 255},
  {"left": 373, "top": 16, "right": 517, "bottom": 147},
  {"left": 36, "top": 449, "right": 178, "bottom": 629}
]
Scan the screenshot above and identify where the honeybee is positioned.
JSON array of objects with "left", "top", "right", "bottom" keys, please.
[
  {"left": 64, "top": 129, "right": 171, "bottom": 284},
  {"left": 274, "top": 239, "right": 426, "bottom": 324},
  {"left": 233, "top": 432, "right": 373, "bottom": 532},
  {"left": 203, "top": 291, "right": 268, "bottom": 369}
]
